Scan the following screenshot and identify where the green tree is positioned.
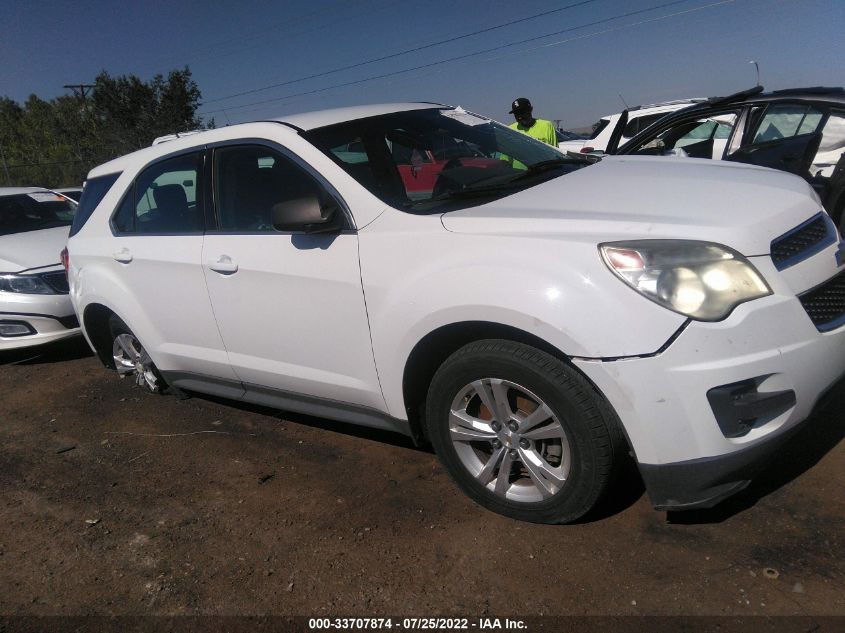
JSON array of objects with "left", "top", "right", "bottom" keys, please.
[{"left": 0, "top": 67, "right": 206, "bottom": 187}]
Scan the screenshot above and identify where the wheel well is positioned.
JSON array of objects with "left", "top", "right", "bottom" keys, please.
[
  {"left": 83, "top": 303, "right": 117, "bottom": 368},
  {"left": 402, "top": 321, "right": 573, "bottom": 444}
]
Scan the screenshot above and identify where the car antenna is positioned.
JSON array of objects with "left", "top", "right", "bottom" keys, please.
[
  {"left": 748, "top": 60, "right": 761, "bottom": 87},
  {"left": 617, "top": 93, "right": 630, "bottom": 109}
]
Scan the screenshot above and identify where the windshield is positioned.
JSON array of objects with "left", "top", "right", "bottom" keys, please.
[
  {"left": 0, "top": 192, "right": 77, "bottom": 237},
  {"left": 302, "top": 108, "right": 586, "bottom": 212}
]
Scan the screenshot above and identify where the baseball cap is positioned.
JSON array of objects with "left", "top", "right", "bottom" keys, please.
[{"left": 509, "top": 97, "right": 532, "bottom": 114}]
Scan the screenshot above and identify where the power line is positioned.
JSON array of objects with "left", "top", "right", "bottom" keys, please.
[
  {"left": 159, "top": 0, "right": 393, "bottom": 70},
  {"left": 201, "top": 0, "right": 601, "bottom": 106},
  {"left": 199, "top": 0, "right": 704, "bottom": 117}
]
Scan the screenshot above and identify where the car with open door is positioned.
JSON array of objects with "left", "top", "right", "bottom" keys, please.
[
  {"left": 558, "top": 99, "right": 706, "bottom": 153},
  {"left": 614, "top": 87, "right": 845, "bottom": 232}
]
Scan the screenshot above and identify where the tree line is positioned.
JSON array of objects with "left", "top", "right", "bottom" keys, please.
[{"left": 0, "top": 67, "right": 209, "bottom": 188}]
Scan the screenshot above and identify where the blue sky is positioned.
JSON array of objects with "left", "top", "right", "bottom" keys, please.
[{"left": 2, "top": 0, "right": 843, "bottom": 129}]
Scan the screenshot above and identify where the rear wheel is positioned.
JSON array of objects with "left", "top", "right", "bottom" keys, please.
[
  {"left": 426, "top": 339, "right": 622, "bottom": 524},
  {"left": 109, "top": 315, "right": 162, "bottom": 393}
]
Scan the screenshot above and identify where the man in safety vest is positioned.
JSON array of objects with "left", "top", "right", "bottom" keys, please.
[{"left": 508, "top": 97, "right": 557, "bottom": 146}]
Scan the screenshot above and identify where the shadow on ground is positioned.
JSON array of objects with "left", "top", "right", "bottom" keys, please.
[
  {"left": 191, "top": 388, "right": 648, "bottom": 522},
  {"left": 0, "top": 336, "right": 92, "bottom": 366},
  {"left": 188, "top": 390, "right": 422, "bottom": 453}
]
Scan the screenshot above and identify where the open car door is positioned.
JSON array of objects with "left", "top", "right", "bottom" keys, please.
[
  {"left": 604, "top": 110, "right": 628, "bottom": 155},
  {"left": 726, "top": 132, "right": 822, "bottom": 178}
]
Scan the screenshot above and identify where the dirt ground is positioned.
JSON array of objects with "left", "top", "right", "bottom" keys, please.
[{"left": 1, "top": 337, "right": 844, "bottom": 618}]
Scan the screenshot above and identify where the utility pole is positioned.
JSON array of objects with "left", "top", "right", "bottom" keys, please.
[{"left": 63, "top": 83, "right": 95, "bottom": 102}]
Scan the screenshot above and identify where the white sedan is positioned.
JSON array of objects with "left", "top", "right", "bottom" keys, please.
[{"left": 0, "top": 187, "right": 80, "bottom": 350}]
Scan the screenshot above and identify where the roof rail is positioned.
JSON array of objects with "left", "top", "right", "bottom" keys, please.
[
  {"left": 706, "top": 85, "right": 765, "bottom": 106},
  {"left": 770, "top": 86, "right": 844, "bottom": 96},
  {"left": 151, "top": 130, "right": 204, "bottom": 146},
  {"left": 629, "top": 98, "right": 707, "bottom": 112}
]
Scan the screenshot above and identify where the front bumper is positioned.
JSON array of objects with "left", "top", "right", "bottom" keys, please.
[
  {"left": 574, "top": 290, "right": 845, "bottom": 511},
  {"left": 0, "top": 291, "right": 80, "bottom": 351}
]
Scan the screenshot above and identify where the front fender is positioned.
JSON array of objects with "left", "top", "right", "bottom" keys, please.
[{"left": 357, "top": 211, "right": 686, "bottom": 418}]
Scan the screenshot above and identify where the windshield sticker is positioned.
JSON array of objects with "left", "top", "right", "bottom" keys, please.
[
  {"left": 441, "top": 107, "right": 487, "bottom": 126},
  {"left": 27, "top": 192, "right": 65, "bottom": 203}
]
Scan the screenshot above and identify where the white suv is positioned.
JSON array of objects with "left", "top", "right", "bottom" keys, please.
[
  {"left": 67, "top": 103, "right": 845, "bottom": 523},
  {"left": 559, "top": 98, "right": 706, "bottom": 153}
]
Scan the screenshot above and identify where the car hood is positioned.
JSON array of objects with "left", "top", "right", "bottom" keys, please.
[
  {"left": 0, "top": 225, "right": 69, "bottom": 272},
  {"left": 440, "top": 156, "right": 820, "bottom": 256}
]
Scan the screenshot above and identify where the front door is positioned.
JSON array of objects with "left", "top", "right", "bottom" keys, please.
[
  {"left": 727, "top": 102, "right": 825, "bottom": 177},
  {"left": 201, "top": 143, "right": 385, "bottom": 411}
]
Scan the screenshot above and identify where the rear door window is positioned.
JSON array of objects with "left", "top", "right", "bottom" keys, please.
[{"left": 113, "top": 152, "right": 204, "bottom": 234}]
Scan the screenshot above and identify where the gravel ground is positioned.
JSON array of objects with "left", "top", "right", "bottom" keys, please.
[{"left": 1, "top": 337, "right": 844, "bottom": 617}]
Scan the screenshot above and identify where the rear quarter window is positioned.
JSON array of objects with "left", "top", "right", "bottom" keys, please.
[{"left": 70, "top": 173, "right": 121, "bottom": 237}]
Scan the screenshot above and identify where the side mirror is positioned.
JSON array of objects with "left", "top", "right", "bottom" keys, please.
[{"left": 272, "top": 195, "right": 343, "bottom": 234}]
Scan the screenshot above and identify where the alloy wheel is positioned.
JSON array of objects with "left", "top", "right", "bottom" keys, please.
[
  {"left": 112, "top": 333, "right": 160, "bottom": 392},
  {"left": 448, "top": 378, "right": 571, "bottom": 503}
]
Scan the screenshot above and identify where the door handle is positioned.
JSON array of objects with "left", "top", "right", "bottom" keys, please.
[
  {"left": 113, "top": 248, "right": 132, "bottom": 263},
  {"left": 208, "top": 255, "right": 238, "bottom": 274}
]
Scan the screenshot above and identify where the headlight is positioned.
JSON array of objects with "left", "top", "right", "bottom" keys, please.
[
  {"left": 599, "top": 240, "right": 771, "bottom": 320},
  {"left": 0, "top": 274, "right": 54, "bottom": 295}
]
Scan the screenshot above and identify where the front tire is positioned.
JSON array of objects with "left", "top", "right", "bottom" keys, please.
[{"left": 426, "top": 340, "right": 622, "bottom": 524}]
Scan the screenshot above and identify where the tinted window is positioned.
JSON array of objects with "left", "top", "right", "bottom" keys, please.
[
  {"left": 623, "top": 113, "right": 665, "bottom": 138},
  {"left": 627, "top": 112, "right": 738, "bottom": 160},
  {"left": 751, "top": 104, "right": 824, "bottom": 144},
  {"left": 214, "top": 145, "right": 335, "bottom": 232},
  {"left": 0, "top": 191, "right": 76, "bottom": 237},
  {"left": 70, "top": 173, "right": 119, "bottom": 237},
  {"left": 128, "top": 153, "right": 203, "bottom": 234},
  {"left": 588, "top": 118, "right": 610, "bottom": 140}
]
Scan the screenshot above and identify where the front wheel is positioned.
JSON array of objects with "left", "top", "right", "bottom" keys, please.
[
  {"left": 109, "top": 315, "right": 162, "bottom": 393},
  {"left": 426, "top": 340, "right": 623, "bottom": 524}
]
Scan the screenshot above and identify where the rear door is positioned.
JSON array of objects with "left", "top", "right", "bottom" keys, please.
[
  {"left": 108, "top": 150, "right": 238, "bottom": 381},
  {"left": 726, "top": 102, "right": 825, "bottom": 177},
  {"left": 201, "top": 142, "right": 385, "bottom": 410}
]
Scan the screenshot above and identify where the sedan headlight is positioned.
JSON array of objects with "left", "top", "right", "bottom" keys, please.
[
  {"left": 0, "top": 274, "right": 54, "bottom": 295},
  {"left": 599, "top": 240, "right": 771, "bottom": 321}
]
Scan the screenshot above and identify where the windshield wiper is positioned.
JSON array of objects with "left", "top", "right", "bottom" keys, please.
[
  {"left": 505, "top": 157, "right": 589, "bottom": 183},
  {"left": 430, "top": 157, "right": 589, "bottom": 202}
]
